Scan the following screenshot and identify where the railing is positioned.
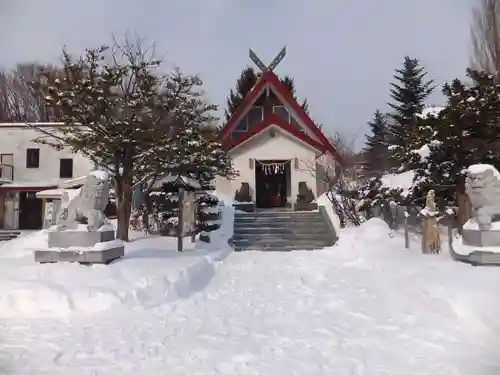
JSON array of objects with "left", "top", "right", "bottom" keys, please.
[{"left": 0, "top": 163, "right": 13, "bottom": 182}]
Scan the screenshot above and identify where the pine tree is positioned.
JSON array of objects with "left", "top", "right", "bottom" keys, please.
[
  {"left": 30, "top": 43, "right": 224, "bottom": 241},
  {"left": 388, "top": 56, "right": 435, "bottom": 169},
  {"left": 224, "top": 67, "right": 259, "bottom": 120},
  {"left": 410, "top": 69, "right": 500, "bottom": 221},
  {"left": 363, "top": 109, "right": 390, "bottom": 175},
  {"left": 281, "top": 75, "right": 310, "bottom": 115}
]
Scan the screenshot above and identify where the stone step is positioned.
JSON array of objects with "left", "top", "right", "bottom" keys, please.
[
  {"left": 234, "top": 244, "right": 328, "bottom": 252},
  {"left": 233, "top": 227, "right": 332, "bottom": 235},
  {"left": 0, "top": 232, "right": 20, "bottom": 240},
  {"left": 234, "top": 224, "right": 326, "bottom": 231},
  {"left": 233, "top": 232, "right": 333, "bottom": 240},
  {"left": 235, "top": 212, "right": 321, "bottom": 219},
  {"left": 234, "top": 217, "right": 326, "bottom": 227},
  {"left": 233, "top": 238, "right": 333, "bottom": 248}
]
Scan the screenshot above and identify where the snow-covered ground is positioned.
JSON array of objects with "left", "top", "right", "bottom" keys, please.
[
  {"left": 2, "top": 216, "right": 500, "bottom": 374},
  {"left": 0, "top": 206, "right": 234, "bottom": 319}
]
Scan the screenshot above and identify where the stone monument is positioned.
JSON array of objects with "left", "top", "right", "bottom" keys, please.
[
  {"left": 34, "top": 171, "right": 124, "bottom": 265},
  {"left": 452, "top": 164, "right": 500, "bottom": 265}
]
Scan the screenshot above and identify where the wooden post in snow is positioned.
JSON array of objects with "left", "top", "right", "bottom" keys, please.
[
  {"left": 404, "top": 208, "right": 410, "bottom": 249},
  {"left": 177, "top": 188, "right": 185, "bottom": 252}
]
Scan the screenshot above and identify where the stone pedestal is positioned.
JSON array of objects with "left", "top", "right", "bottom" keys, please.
[
  {"left": 294, "top": 202, "right": 318, "bottom": 211},
  {"left": 34, "top": 230, "right": 124, "bottom": 265},
  {"left": 34, "top": 246, "right": 124, "bottom": 265},
  {"left": 462, "top": 228, "right": 500, "bottom": 247},
  {"left": 455, "top": 226, "right": 500, "bottom": 265},
  {"left": 48, "top": 230, "right": 115, "bottom": 248}
]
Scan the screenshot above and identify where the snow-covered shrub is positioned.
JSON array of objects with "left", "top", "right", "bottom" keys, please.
[{"left": 197, "top": 192, "right": 221, "bottom": 232}]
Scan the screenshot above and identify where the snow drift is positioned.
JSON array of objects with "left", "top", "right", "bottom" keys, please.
[{"left": 0, "top": 205, "right": 234, "bottom": 319}]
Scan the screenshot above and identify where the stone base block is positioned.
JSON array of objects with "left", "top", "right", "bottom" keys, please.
[
  {"left": 455, "top": 250, "right": 500, "bottom": 266},
  {"left": 233, "top": 202, "right": 255, "bottom": 212},
  {"left": 48, "top": 230, "right": 115, "bottom": 248},
  {"left": 462, "top": 228, "right": 500, "bottom": 247},
  {"left": 34, "top": 246, "right": 124, "bottom": 265},
  {"left": 294, "top": 202, "right": 318, "bottom": 211}
]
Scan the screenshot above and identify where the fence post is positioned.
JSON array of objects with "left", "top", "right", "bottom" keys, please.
[
  {"left": 404, "top": 208, "right": 410, "bottom": 249},
  {"left": 447, "top": 212, "right": 454, "bottom": 254},
  {"left": 177, "top": 188, "right": 185, "bottom": 252}
]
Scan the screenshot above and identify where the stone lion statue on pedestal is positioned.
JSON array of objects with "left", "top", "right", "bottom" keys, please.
[
  {"left": 56, "top": 174, "right": 110, "bottom": 232},
  {"left": 466, "top": 164, "right": 500, "bottom": 230}
]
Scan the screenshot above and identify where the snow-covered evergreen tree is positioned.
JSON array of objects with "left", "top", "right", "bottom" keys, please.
[
  {"left": 410, "top": 69, "right": 500, "bottom": 217},
  {"left": 362, "top": 109, "right": 390, "bottom": 176},
  {"left": 388, "top": 56, "right": 435, "bottom": 170},
  {"left": 31, "top": 40, "right": 220, "bottom": 241}
]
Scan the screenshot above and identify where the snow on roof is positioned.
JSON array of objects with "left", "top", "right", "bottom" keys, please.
[
  {"left": 59, "top": 176, "right": 87, "bottom": 188},
  {"left": 152, "top": 174, "right": 201, "bottom": 189},
  {"left": 59, "top": 170, "right": 110, "bottom": 189},
  {"left": 35, "top": 188, "right": 80, "bottom": 199},
  {"left": 417, "top": 106, "right": 445, "bottom": 119},
  {"left": 2, "top": 181, "right": 58, "bottom": 189}
]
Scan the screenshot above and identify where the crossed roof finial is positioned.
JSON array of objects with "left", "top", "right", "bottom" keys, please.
[{"left": 249, "top": 46, "right": 286, "bottom": 73}]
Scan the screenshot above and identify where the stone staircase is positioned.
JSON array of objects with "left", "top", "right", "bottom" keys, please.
[
  {"left": 232, "top": 209, "right": 337, "bottom": 251},
  {"left": 0, "top": 231, "right": 21, "bottom": 242}
]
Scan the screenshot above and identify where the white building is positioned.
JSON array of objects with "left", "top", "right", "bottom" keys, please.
[
  {"left": 0, "top": 123, "right": 94, "bottom": 230},
  {"left": 216, "top": 70, "right": 344, "bottom": 208}
]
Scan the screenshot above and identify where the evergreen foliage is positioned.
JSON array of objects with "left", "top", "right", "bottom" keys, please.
[
  {"left": 31, "top": 42, "right": 234, "bottom": 241},
  {"left": 363, "top": 109, "right": 390, "bottom": 175},
  {"left": 224, "top": 67, "right": 310, "bottom": 120},
  {"left": 410, "top": 69, "right": 500, "bottom": 209},
  {"left": 387, "top": 56, "right": 435, "bottom": 169}
]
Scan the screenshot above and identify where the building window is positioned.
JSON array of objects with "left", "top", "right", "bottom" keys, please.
[
  {"left": 246, "top": 106, "right": 264, "bottom": 128},
  {"left": 273, "top": 105, "right": 290, "bottom": 123},
  {"left": 234, "top": 119, "right": 248, "bottom": 132},
  {"left": 26, "top": 148, "right": 40, "bottom": 168},
  {"left": 59, "top": 158, "right": 73, "bottom": 178}
]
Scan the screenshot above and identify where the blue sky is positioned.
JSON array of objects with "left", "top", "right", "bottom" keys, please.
[{"left": 0, "top": 0, "right": 473, "bottom": 148}]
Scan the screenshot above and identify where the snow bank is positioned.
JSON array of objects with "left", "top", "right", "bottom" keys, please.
[
  {"left": 8, "top": 215, "right": 500, "bottom": 374},
  {"left": 213, "top": 190, "right": 233, "bottom": 207},
  {"left": 0, "top": 206, "right": 234, "bottom": 319},
  {"left": 381, "top": 170, "right": 414, "bottom": 191},
  {"left": 316, "top": 193, "right": 341, "bottom": 234}
]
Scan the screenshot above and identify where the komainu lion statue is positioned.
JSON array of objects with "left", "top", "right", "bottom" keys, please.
[
  {"left": 465, "top": 164, "right": 500, "bottom": 230},
  {"left": 56, "top": 174, "right": 110, "bottom": 232}
]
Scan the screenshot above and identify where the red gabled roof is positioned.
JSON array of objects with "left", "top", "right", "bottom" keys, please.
[
  {"left": 221, "top": 71, "right": 345, "bottom": 166},
  {"left": 228, "top": 114, "right": 327, "bottom": 152}
]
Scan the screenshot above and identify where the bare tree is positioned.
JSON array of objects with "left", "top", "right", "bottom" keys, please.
[
  {"left": 0, "top": 63, "right": 60, "bottom": 121},
  {"left": 301, "top": 130, "right": 361, "bottom": 227},
  {"left": 470, "top": 0, "right": 500, "bottom": 78},
  {"left": 329, "top": 130, "right": 357, "bottom": 173}
]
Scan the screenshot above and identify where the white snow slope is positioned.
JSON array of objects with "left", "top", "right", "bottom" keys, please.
[
  {"left": 0, "top": 207, "right": 233, "bottom": 319},
  {"left": 3, "top": 219, "right": 500, "bottom": 374}
]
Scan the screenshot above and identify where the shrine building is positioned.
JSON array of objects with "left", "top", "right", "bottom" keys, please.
[{"left": 215, "top": 47, "right": 345, "bottom": 209}]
